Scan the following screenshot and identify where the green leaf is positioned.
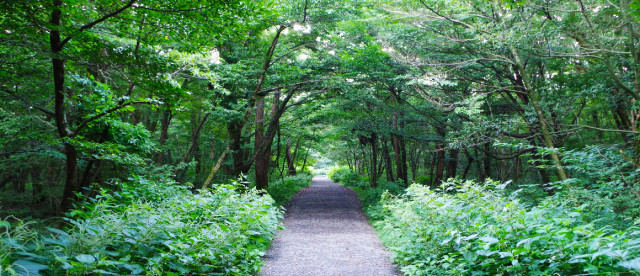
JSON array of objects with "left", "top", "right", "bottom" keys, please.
[
  {"left": 12, "top": 260, "right": 48, "bottom": 275},
  {"left": 618, "top": 258, "right": 640, "bottom": 269},
  {"left": 479, "top": 236, "right": 499, "bottom": 244},
  {"left": 75, "top": 254, "right": 96, "bottom": 264}
]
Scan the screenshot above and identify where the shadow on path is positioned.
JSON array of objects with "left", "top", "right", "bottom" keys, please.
[{"left": 260, "top": 176, "right": 398, "bottom": 276}]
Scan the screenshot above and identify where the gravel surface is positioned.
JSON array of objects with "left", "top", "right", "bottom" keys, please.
[{"left": 260, "top": 175, "right": 398, "bottom": 276}]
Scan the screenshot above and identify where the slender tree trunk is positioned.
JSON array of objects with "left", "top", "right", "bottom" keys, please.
[
  {"left": 228, "top": 122, "right": 251, "bottom": 176},
  {"left": 433, "top": 127, "right": 446, "bottom": 187},
  {"left": 381, "top": 136, "right": 394, "bottom": 182},
  {"left": 202, "top": 145, "right": 231, "bottom": 190},
  {"left": 476, "top": 148, "right": 486, "bottom": 182},
  {"left": 484, "top": 143, "right": 491, "bottom": 181},
  {"left": 285, "top": 141, "right": 296, "bottom": 176},
  {"left": 51, "top": 0, "right": 80, "bottom": 212},
  {"left": 446, "top": 148, "right": 459, "bottom": 179},
  {"left": 511, "top": 47, "right": 568, "bottom": 182},
  {"left": 462, "top": 150, "right": 473, "bottom": 179},
  {"left": 370, "top": 134, "right": 378, "bottom": 188},
  {"left": 393, "top": 134, "right": 402, "bottom": 182},
  {"left": 156, "top": 106, "right": 172, "bottom": 166},
  {"left": 301, "top": 151, "right": 309, "bottom": 173},
  {"left": 175, "top": 113, "right": 210, "bottom": 180},
  {"left": 429, "top": 151, "right": 436, "bottom": 185},
  {"left": 399, "top": 130, "right": 408, "bottom": 186}
]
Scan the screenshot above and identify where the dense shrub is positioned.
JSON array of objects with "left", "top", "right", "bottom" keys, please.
[
  {"left": 327, "top": 166, "right": 360, "bottom": 184},
  {"left": 1, "top": 177, "right": 282, "bottom": 275},
  {"left": 369, "top": 179, "right": 640, "bottom": 275},
  {"left": 266, "top": 174, "right": 313, "bottom": 205},
  {"left": 328, "top": 167, "right": 404, "bottom": 209}
]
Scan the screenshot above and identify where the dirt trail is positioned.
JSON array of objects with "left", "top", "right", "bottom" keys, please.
[{"left": 260, "top": 175, "right": 398, "bottom": 276}]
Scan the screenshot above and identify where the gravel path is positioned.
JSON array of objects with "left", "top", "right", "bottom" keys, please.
[{"left": 260, "top": 175, "right": 398, "bottom": 276}]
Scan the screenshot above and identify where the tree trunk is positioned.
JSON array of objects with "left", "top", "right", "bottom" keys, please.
[
  {"left": 255, "top": 97, "right": 269, "bottom": 190},
  {"left": 381, "top": 136, "right": 394, "bottom": 182},
  {"left": 202, "top": 145, "right": 231, "bottom": 190},
  {"left": 484, "top": 143, "right": 491, "bottom": 181},
  {"left": 476, "top": 148, "right": 486, "bottom": 182},
  {"left": 433, "top": 127, "right": 446, "bottom": 187},
  {"left": 399, "top": 129, "right": 408, "bottom": 186},
  {"left": 175, "top": 113, "right": 210, "bottom": 181},
  {"left": 446, "top": 148, "right": 459, "bottom": 179},
  {"left": 429, "top": 151, "right": 436, "bottom": 185},
  {"left": 227, "top": 122, "right": 251, "bottom": 176},
  {"left": 511, "top": 47, "right": 568, "bottom": 182},
  {"left": 370, "top": 134, "right": 378, "bottom": 188},
  {"left": 462, "top": 150, "right": 473, "bottom": 179},
  {"left": 156, "top": 106, "right": 172, "bottom": 166},
  {"left": 285, "top": 141, "right": 296, "bottom": 176},
  {"left": 301, "top": 150, "right": 309, "bottom": 173}
]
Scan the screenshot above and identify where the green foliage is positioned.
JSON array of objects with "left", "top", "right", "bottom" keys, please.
[
  {"left": 1, "top": 178, "right": 282, "bottom": 275},
  {"left": 266, "top": 174, "right": 313, "bottom": 206},
  {"left": 328, "top": 166, "right": 404, "bottom": 210},
  {"left": 370, "top": 180, "right": 640, "bottom": 275},
  {"left": 327, "top": 166, "right": 361, "bottom": 184}
]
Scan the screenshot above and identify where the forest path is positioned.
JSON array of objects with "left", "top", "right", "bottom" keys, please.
[{"left": 260, "top": 175, "right": 398, "bottom": 276}]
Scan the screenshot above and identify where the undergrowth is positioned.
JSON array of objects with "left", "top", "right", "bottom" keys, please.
[
  {"left": 0, "top": 176, "right": 282, "bottom": 275},
  {"left": 329, "top": 165, "right": 640, "bottom": 275},
  {"left": 370, "top": 180, "right": 640, "bottom": 275},
  {"left": 266, "top": 174, "right": 313, "bottom": 206}
]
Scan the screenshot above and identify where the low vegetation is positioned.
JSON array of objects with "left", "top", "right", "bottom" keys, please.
[
  {"left": 266, "top": 174, "right": 313, "bottom": 205},
  {"left": 329, "top": 162, "right": 640, "bottom": 275},
  {"left": 1, "top": 177, "right": 282, "bottom": 275}
]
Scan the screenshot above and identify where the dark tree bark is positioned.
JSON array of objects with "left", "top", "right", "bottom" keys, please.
[
  {"left": 255, "top": 97, "right": 269, "bottom": 189},
  {"left": 393, "top": 134, "right": 402, "bottom": 183},
  {"left": 381, "top": 136, "right": 394, "bottom": 182},
  {"left": 228, "top": 122, "right": 251, "bottom": 176},
  {"left": 156, "top": 106, "right": 172, "bottom": 166},
  {"left": 175, "top": 113, "right": 210, "bottom": 181},
  {"left": 399, "top": 131, "right": 408, "bottom": 186},
  {"left": 51, "top": 0, "right": 138, "bottom": 213},
  {"left": 484, "top": 142, "right": 491, "bottom": 181},
  {"left": 370, "top": 133, "right": 378, "bottom": 188},
  {"left": 433, "top": 127, "right": 446, "bottom": 187},
  {"left": 446, "top": 148, "right": 459, "bottom": 179},
  {"left": 429, "top": 151, "right": 436, "bottom": 185},
  {"left": 476, "top": 148, "right": 486, "bottom": 182},
  {"left": 285, "top": 141, "right": 296, "bottom": 176},
  {"left": 462, "top": 150, "right": 474, "bottom": 179}
]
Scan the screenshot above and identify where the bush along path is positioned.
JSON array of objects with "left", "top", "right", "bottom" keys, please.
[{"left": 260, "top": 175, "right": 398, "bottom": 275}]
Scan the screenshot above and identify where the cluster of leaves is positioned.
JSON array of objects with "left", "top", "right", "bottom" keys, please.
[
  {"left": 327, "top": 166, "right": 362, "bottom": 184},
  {"left": 369, "top": 180, "right": 640, "bottom": 275},
  {"left": 266, "top": 174, "right": 313, "bottom": 206},
  {"left": 0, "top": 177, "right": 282, "bottom": 275}
]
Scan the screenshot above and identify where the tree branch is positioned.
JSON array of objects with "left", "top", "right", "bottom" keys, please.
[
  {"left": 256, "top": 80, "right": 321, "bottom": 96},
  {"left": 1, "top": 90, "right": 55, "bottom": 116},
  {"left": 58, "top": 0, "right": 137, "bottom": 50},
  {"left": 72, "top": 100, "right": 156, "bottom": 137}
]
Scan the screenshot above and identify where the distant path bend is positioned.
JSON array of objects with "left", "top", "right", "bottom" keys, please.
[{"left": 260, "top": 175, "right": 398, "bottom": 276}]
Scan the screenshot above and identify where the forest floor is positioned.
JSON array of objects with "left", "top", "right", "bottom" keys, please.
[{"left": 260, "top": 176, "right": 398, "bottom": 276}]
